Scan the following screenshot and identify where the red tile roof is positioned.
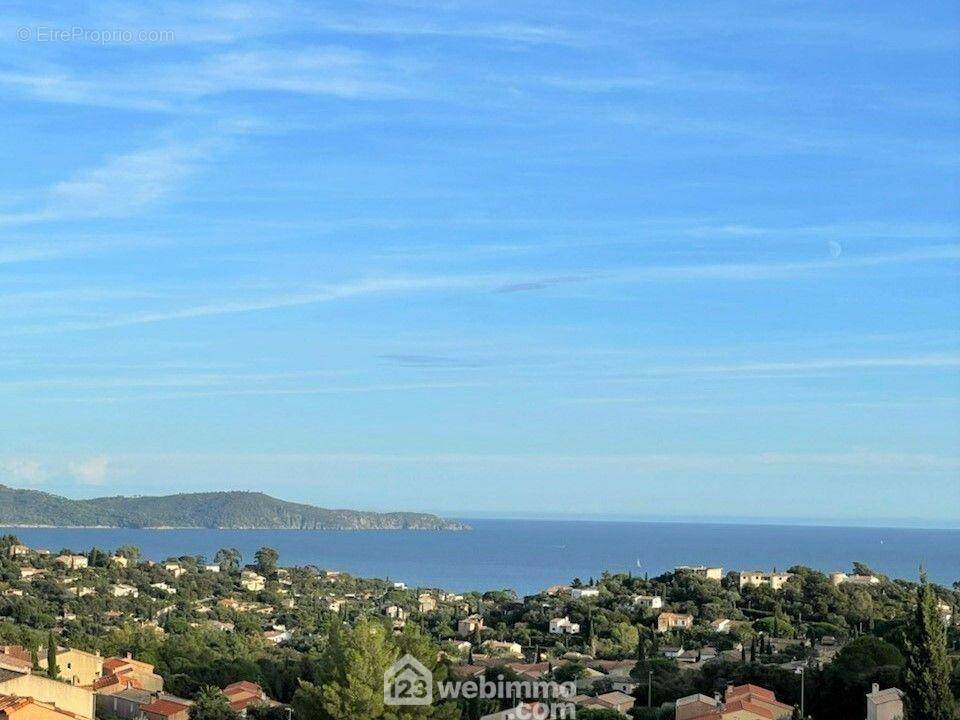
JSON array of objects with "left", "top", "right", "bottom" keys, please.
[{"left": 141, "top": 699, "right": 189, "bottom": 717}]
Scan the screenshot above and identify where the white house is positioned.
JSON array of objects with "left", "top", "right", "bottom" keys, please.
[
  {"left": 109, "top": 584, "right": 139, "bottom": 598},
  {"left": 710, "top": 618, "right": 733, "bottom": 633},
  {"left": 633, "top": 595, "right": 663, "bottom": 609},
  {"left": 240, "top": 571, "right": 266, "bottom": 591},
  {"left": 571, "top": 587, "right": 599, "bottom": 600},
  {"left": 549, "top": 617, "right": 580, "bottom": 635},
  {"left": 738, "top": 571, "right": 794, "bottom": 591}
]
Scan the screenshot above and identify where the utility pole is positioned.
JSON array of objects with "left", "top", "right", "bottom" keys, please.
[
  {"left": 647, "top": 669, "right": 653, "bottom": 707},
  {"left": 795, "top": 666, "right": 805, "bottom": 718}
]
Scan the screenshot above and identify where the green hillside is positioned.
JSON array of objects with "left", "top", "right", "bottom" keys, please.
[{"left": 0, "top": 485, "right": 467, "bottom": 530}]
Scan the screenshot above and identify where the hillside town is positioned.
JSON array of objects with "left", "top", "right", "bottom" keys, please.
[{"left": 0, "top": 535, "right": 955, "bottom": 719}]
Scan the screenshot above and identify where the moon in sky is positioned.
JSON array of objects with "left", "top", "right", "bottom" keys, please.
[{"left": 828, "top": 240, "right": 843, "bottom": 258}]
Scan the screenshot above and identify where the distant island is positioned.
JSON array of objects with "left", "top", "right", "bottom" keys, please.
[{"left": 0, "top": 484, "right": 468, "bottom": 530}]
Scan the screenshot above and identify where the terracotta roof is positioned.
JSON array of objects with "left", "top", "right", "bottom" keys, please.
[
  {"left": 726, "top": 684, "right": 792, "bottom": 711},
  {"left": 723, "top": 699, "right": 775, "bottom": 719},
  {"left": 727, "top": 684, "right": 775, "bottom": 702},
  {"left": 0, "top": 648, "right": 30, "bottom": 664},
  {"left": 0, "top": 694, "right": 83, "bottom": 718},
  {"left": 93, "top": 671, "right": 142, "bottom": 691},
  {"left": 141, "top": 699, "right": 189, "bottom": 717},
  {"left": 223, "top": 680, "right": 262, "bottom": 696}
]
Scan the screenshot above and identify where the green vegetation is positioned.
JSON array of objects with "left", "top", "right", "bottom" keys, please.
[
  {"left": 904, "top": 573, "right": 958, "bottom": 720},
  {"left": 190, "top": 686, "right": 240, "bottom": 720},
  {"left": 0, "top": 485, "right": 467, "bottom": 530},
  {"left": 0, "top": 532, "right": 956, "bottom": 719}
]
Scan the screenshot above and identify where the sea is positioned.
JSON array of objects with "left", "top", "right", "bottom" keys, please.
[{"left": 3, "top": 519, "right": 957, "bottom": 595}]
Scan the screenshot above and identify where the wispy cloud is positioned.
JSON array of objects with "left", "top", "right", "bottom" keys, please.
[
  {"left": 0, "top": 137, "right": 219, "bottom": 225},
  {"left": 379, "top": 354, "right": 488, "bottom": 368},
  {"left": 0, "top": 458, "right": 47, "bottom": 485},
  {"left": 601, "top": 354, "right": 960, "bottom": 381},
  {"left": 0, "top": 46, "right": 422, "bottom": 112},
  {"left": 68, "top": 456, "right": 109, "bottom": 486},
  {"left": 4, "top": 245, "right": 958, "bottom": 335}
]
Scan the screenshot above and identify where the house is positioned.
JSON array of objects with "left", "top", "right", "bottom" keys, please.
[
  {"left": 108, "top": 584, "right": 139, "bottom": 598},
  {"left": 723, "top": 684, "right": 792, "bottom": 719},
  {"left": 162, "top": 563, "right": 185, "bottom": 579},
  {"left": 418, "top": 593, "right": 437, "bottom": 613},
  {"left": 7, "top": 545, "right": 30, "bottom": 558},
  {"left": 0, "top": 648, "right": 32, "bottom": 675},
  {"left": 392, "top": 582, "right": 406, "bottom": 591},
  {"left": 480, "top": 702, "right": 552, "bottom": 720},
  {"left": 263, "top": 628, "right": 291, "bottom": 645},
  {"left": 481, "top": 641, "right": 522, "bottom": 658},
  {"left": 543, "top": 585, "right": 570, "bottom": 596},
  {"left": 657, "top": 612, "right": 694, "bottom": 633},
  {"left": 549, "top": 617, "right": 580, "bottom": 635},
  {"left": 204, "top": 564, "right": 221, "bottom": 573},
  {"left": 55, "top": 556, "right": 88, "bottom": 571},
  {"left": 110, "top": 556, "right": 129, "bottom": 568},
  {"left": 570, "top": 587, "right": 599, "bottom": 600},
  {"left": 0, "top": 694, "right": 84, "bottom": 719},
  {"left": 383, "top": 605, "right": 407, "bottom": 621},
  {"left": 738, "top": 571, "right": 794, "bottom": 591},
  {"left": 19, "top": 568, "right": 43, "bottom": 580},
  {"left": 240, "top": 571, "right": 265, "bottom": 592},
  {"left": 633, "top": 595, "right": 663, "bottom": 609},
  {"left": 140, "top": 698, "right": 190, "bottom": 720},
  {"left": 594, "top": 690, "right": 635, "bottom": 714},
  {"left": 676, "top": 693, "right": 720, "bottom": 720},
  {"left": 610, "top": 679, "right": 639, "bottom": 694},
  {"left": 457, "top": 615, "right": 484, "bottom": 637},
  {"left": 678, "top": 684, "right": 792, "bottom": 720},
  {"left": 675, "top": 566, "right": 724, "bottom": 581},
  {"left": 150, "top": 583, "right": 177, "bottom": 595},
  {"left": 222, "top": 681, "right": 268, "bottom": 714},
  {"left": 102, "top": 655, "right": 164, "bottom": 692},
  {"left": 710, "top": 618, "right": 732, "bottom": 633},
  {"left": 0, "top": 669, "right": 95, "bottom": 718},
  {"left": 866, "top": 683, "right": 904, "bottom": 720},
  {"left": 95, "top": 686, "right": 156, "bottom": 719},
  {"left": 662, "top": 645, "right": 684, "bottom": 659},
  {"left": 937, "top": 600, "right": 954, "bottom": 626},
  {"left": 39, "top": 647, "right": 102, "bottom": 687},
  {"left": 831, "top": 572, "right": 880, "bottom": 587}
]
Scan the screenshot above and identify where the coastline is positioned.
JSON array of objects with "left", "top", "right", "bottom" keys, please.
[{"left": 3, "top": 519, "right": 956, "bottom": 592}]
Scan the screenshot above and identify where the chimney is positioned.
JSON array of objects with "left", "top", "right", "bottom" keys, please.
[
  {"left": 872, "top": 683, "right": 880, "bottom": 695},
  {"left": 126, "top": 652, "right": 132, "bottom": 659}
]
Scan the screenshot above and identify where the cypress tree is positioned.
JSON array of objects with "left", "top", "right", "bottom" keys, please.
[
  {"left": 46, "top": 632, "right": 59, "bottom": 679},
  {"left": 903, "top": 573, "right": 957, "bottom": 720}
]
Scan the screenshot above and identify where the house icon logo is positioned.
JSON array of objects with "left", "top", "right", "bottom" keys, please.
[{"left": 384, "top": 653, "right": 433, "bottom": 706}]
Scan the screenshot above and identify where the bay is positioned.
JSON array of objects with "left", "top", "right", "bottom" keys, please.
[{"left": 3, "top": 519, "right": 957, "bottom": 595}]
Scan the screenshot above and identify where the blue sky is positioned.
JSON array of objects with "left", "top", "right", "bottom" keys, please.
[{"left": 1, "top": 1, "right": 958, "bottom": 525}]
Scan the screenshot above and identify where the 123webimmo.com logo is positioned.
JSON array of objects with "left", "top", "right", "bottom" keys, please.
[{"left": 384, "top": 654, "right": 433, "bottom": 706}]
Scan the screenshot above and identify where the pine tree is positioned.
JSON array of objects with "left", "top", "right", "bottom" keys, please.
[
  {"left": 45, "top": 632, "right": 59, "bottom": 679},
  {"left": 903, "top": 573, "right": 957, "bottom": 720},
  {"left": 189, "top": 686, "right": 238, "bottom": 720}
]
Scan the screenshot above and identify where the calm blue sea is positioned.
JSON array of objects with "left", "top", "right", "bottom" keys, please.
[{"left": 3, "top": 520, "right": 957, "bottom": 595}]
